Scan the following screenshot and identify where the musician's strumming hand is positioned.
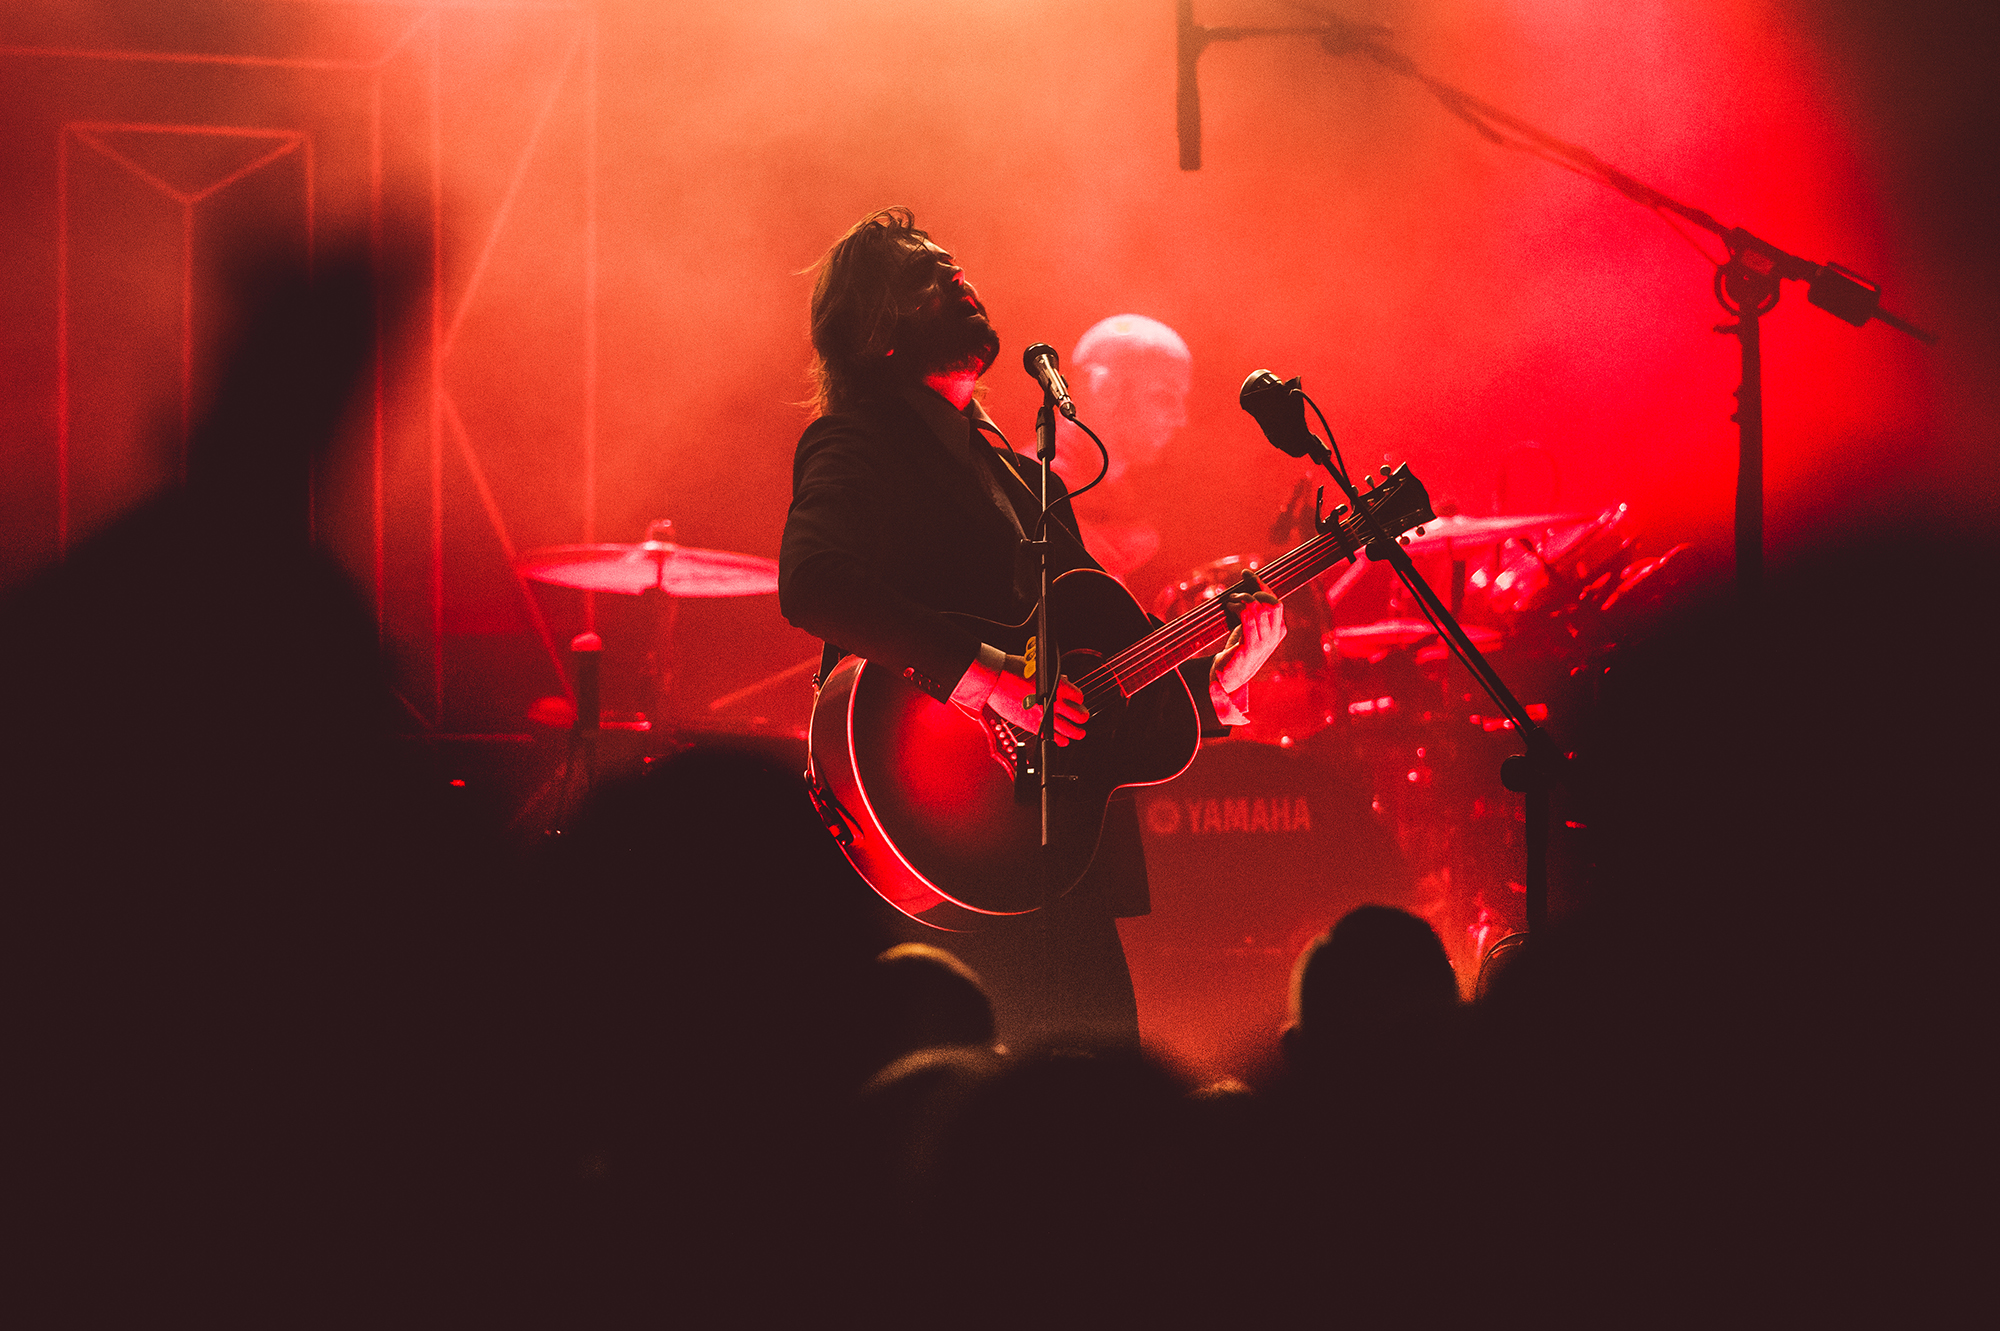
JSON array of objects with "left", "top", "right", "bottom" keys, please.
[
  {"left": 989, "top": 655, "right": 1089, "bottom": 744},
  {"left": 1213, "top": 571, "right": 1285, "bottom": 698}
]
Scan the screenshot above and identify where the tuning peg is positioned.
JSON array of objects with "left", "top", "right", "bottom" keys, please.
[
  {"left": 1333, "top": 504, "right": 1349, "bottom": 517},
  {"left": 1399, "top": 535, "right": 1411, "bottom": 545},
  {"left": 1380, "top": 465, "right": 1392, "bottom": 477},
  {"left": 1413, "top": 526, "right": 1426, "bottom": 536}
]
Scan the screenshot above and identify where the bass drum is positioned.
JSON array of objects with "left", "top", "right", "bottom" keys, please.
[
  {"left": 1118, "top": 739, "right": 1412, "bottom": 1083},
  {"left": 1153, "top": 554, "right": 1341, "bottom": 749}
]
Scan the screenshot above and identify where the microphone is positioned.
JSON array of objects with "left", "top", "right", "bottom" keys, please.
[
  {"left": 1177, "top": 0, "right": 1206, "bottom": 171},
  {"left": 1239, "top": 369, "right": 1330, "bottom": 466},
  {"left": 1023, "top": 343, "right": 1077, "bottom": 419}
]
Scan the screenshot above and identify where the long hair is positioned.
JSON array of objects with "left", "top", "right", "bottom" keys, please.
[{"left": 803, "top": 207, "right": 933, "bottom": 417}]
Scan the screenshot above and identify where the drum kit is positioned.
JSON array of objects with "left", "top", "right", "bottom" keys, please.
[
  {"left": 515, "top": 520, "right": 782, "bottom": 600},
  {"left": 1139, "top": 501, "right": 1696, "bottom": 995},
  {"left": 506, "top": 518, "right": 811, "bottom": 828},
  {"left": 511, "top": 506, "right": 1695, "bottom": 1002},
  {"left": 514, "top": 518, "right": 784, "bottom": 728}
]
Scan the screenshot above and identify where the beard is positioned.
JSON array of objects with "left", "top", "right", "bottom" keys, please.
[{"left": 898, "top": 300, "right": 1001, "bottom": 380}]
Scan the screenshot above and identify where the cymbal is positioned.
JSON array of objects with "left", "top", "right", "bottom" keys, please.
[
  {"left": 516, "top": 542, "right": 779, "bottom": 597},
  {"left": 1394, "top": 512, "right": 1589, "bottom": 555},
  {"left": 1332, "top": 618, "right": 1503, "bottom": 659}
]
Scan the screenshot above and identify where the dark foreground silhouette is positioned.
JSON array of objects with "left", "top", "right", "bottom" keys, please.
[{"left": 7, "top": 246, "right": 1984, "bottom": 1325}]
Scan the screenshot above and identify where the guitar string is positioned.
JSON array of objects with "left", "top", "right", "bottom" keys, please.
[
  {"left": 1074, "top": 480, "right": 1420, "bottom": 702},
  {"left": 1110, "top": 472, "right": 1427, "bottom": 687},
  {"left": 1078, "top": 534, "right": 1326, "bottom": 696},
  {"left": 1008, "top": 481, "right": 1416, "bottom": 734},
  {"left": 1075, "top": 522, "right": 1354, "bottom": 702}
]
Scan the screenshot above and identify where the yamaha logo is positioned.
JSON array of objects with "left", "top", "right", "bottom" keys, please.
[{"left": 1145, "top": 796, "right": 1314, "bottom": 836}]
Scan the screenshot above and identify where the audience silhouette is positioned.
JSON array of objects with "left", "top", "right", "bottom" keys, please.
[{"left": 9, "top": 244, "right": 1983, "bottom": 1326}]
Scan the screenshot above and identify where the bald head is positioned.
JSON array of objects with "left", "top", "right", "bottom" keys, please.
[{"left": 1070, "top": 314, "right": 1192, "bottom": 467}]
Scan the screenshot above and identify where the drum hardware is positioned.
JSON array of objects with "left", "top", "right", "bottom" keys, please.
[
  {"left": 706, "top": 655, "right": 823, "bottom": 715},
  {"left": 1154, "top": 552, "right": 1343, "bottom": 750},
  {"left": 514, "top": 518, "right": 780, "bottom": 832},
  {"left": 1337, "top": 619, "right": 1504, "bottom": 662},
  {"left": 517, "top": 517, "right": 780, "bottom": 722},
  {"left": 1343, "top": 512, "right": 1689, "bottom": 982},
  {"left": 1391, "top": 511, "right": 1589, "bottom": 556},
  {"left": 1165, "top": 483, "right": 1691, "bottom": 983},
  {"left": 514, "top": 518, "right": 780, "bottom": 598}
]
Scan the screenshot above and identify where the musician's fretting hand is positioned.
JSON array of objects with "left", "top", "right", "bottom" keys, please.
[
  {"left": 1214, "top": 572, "right": 1285, "bottom": 696},
  {"left": 989, "top": 655, "right": 1089, "bottom": 744}
]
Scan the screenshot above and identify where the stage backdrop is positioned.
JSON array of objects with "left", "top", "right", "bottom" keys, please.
[{"left": 1, "top": 0, "right": 1986, "bottom": 736}]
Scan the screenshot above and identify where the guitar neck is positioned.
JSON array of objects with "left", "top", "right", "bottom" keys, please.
[{"left": 1080, "top": 516, "right": 1377, "bottom": 701}]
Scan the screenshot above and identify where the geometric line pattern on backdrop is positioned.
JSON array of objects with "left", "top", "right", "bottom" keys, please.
[
  {"left": 444, "top": 390, "right": 569, "bottom": 704},
  {"left": 18, "top": 2, "right": 597, "bottom": 732},
  {"left": 430, "top": 23, "right": 588, "bottom": 708},
  {"left": 59, "top": 121, "right": 309, "bottom": 539},
  {"left": 22, "top": 6, "right": 433, "bottom": 561}
]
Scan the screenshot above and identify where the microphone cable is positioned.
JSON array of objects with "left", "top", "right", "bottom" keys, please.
[{"left": 1033, "top": 414, "right": 1113, "bottom": 539}]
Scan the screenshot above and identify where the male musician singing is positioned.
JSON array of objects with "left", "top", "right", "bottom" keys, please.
[{"left": 779, "top": 208, "right": 1283, "bottom": 1043}]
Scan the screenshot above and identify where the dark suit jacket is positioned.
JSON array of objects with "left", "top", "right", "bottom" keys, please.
[{"left": 780, "top": 384, "right": 1226, "bottom": 917}]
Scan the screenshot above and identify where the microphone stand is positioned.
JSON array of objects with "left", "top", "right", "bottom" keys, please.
[
  {"left": 1299, "top": 425, "right": 1565, "bottom": 932},
  {"left": 1185, "top": 5, "right": 1935, "bottom": 597},
  {"left": 1024, "top": 385, "right": 1062, "bottom": 900}
]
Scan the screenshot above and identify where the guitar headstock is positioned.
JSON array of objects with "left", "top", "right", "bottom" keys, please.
[
  {"left": 1329, "top": 464, "right": 1435, "bottom": 551},
  {"left": 1244, "top": 465, "right": 1441, "bottom": 604}
]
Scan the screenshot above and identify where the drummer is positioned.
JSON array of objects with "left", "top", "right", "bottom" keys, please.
[{"left": 1051, "top": 314, "right": 1193, "bottom": 588}]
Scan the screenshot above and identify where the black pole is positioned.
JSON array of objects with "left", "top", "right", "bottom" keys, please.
[
  {"left": 1716, "top": 249, "right": 1779, "bottom": 600},
  {"left": 1736, "top": 305, "right": 1763, "bottom": 597},
  {"left": 1187, "top": 15, "right": 1933, "bottom": 595},
  {"left": 1176, "top": 0, "right": 1203, "bottom": 171},
  {"left": 1307, "top": 440, "right": 1564, "bottom": 928},
  {"left": 1508, "top": 760, "right": 1551, "bottom": 933},
  {"left": 1243, "top": 367, "right": 1566, "bottom": 930},
  {"left": 1033, "top": 393, "right": 1059, "bottom": 878}
]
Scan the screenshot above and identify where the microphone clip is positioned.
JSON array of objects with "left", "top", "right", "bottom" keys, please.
[{"left": 1312, "top": 484, "right": 1351, "bottom": 537}]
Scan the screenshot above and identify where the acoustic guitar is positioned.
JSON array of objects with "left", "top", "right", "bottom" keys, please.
[{"left": 806, "top": 465, "right": 1435, "bottom": 929}]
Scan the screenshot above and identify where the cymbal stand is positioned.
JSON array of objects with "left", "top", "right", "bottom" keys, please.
[
  {"left": 514, "top": 629, "right": 603, "bottom": 839},
  {"left": 636, "top": 518, "right": 680, "bottom": 726}
]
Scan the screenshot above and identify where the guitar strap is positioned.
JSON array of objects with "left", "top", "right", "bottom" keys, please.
[
  {"left": 965, "top": 412, "right": 1029, "bottom": 540},
  {"left": 814, "top": 399, "right": 1031, "bottom": 693},
  {"left": 971, "top": 413, "right": 1091, "bottom": 554},
  {"left": 815, "top": 640, "right": 842, "bottom": 693},
  {"left": 970, "top": 414, "right": 1066, "bottom": 606}
]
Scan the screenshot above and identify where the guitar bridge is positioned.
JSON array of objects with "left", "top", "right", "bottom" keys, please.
[
  {"left": 981, "top": 712, "right": 1082, "bottom": 804},
  {"left": 980, "top": 710, "right": 1029, "bottom": 770},
  {"left": 971, "top": 710, "right": 1045, "bottom": 804}
]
